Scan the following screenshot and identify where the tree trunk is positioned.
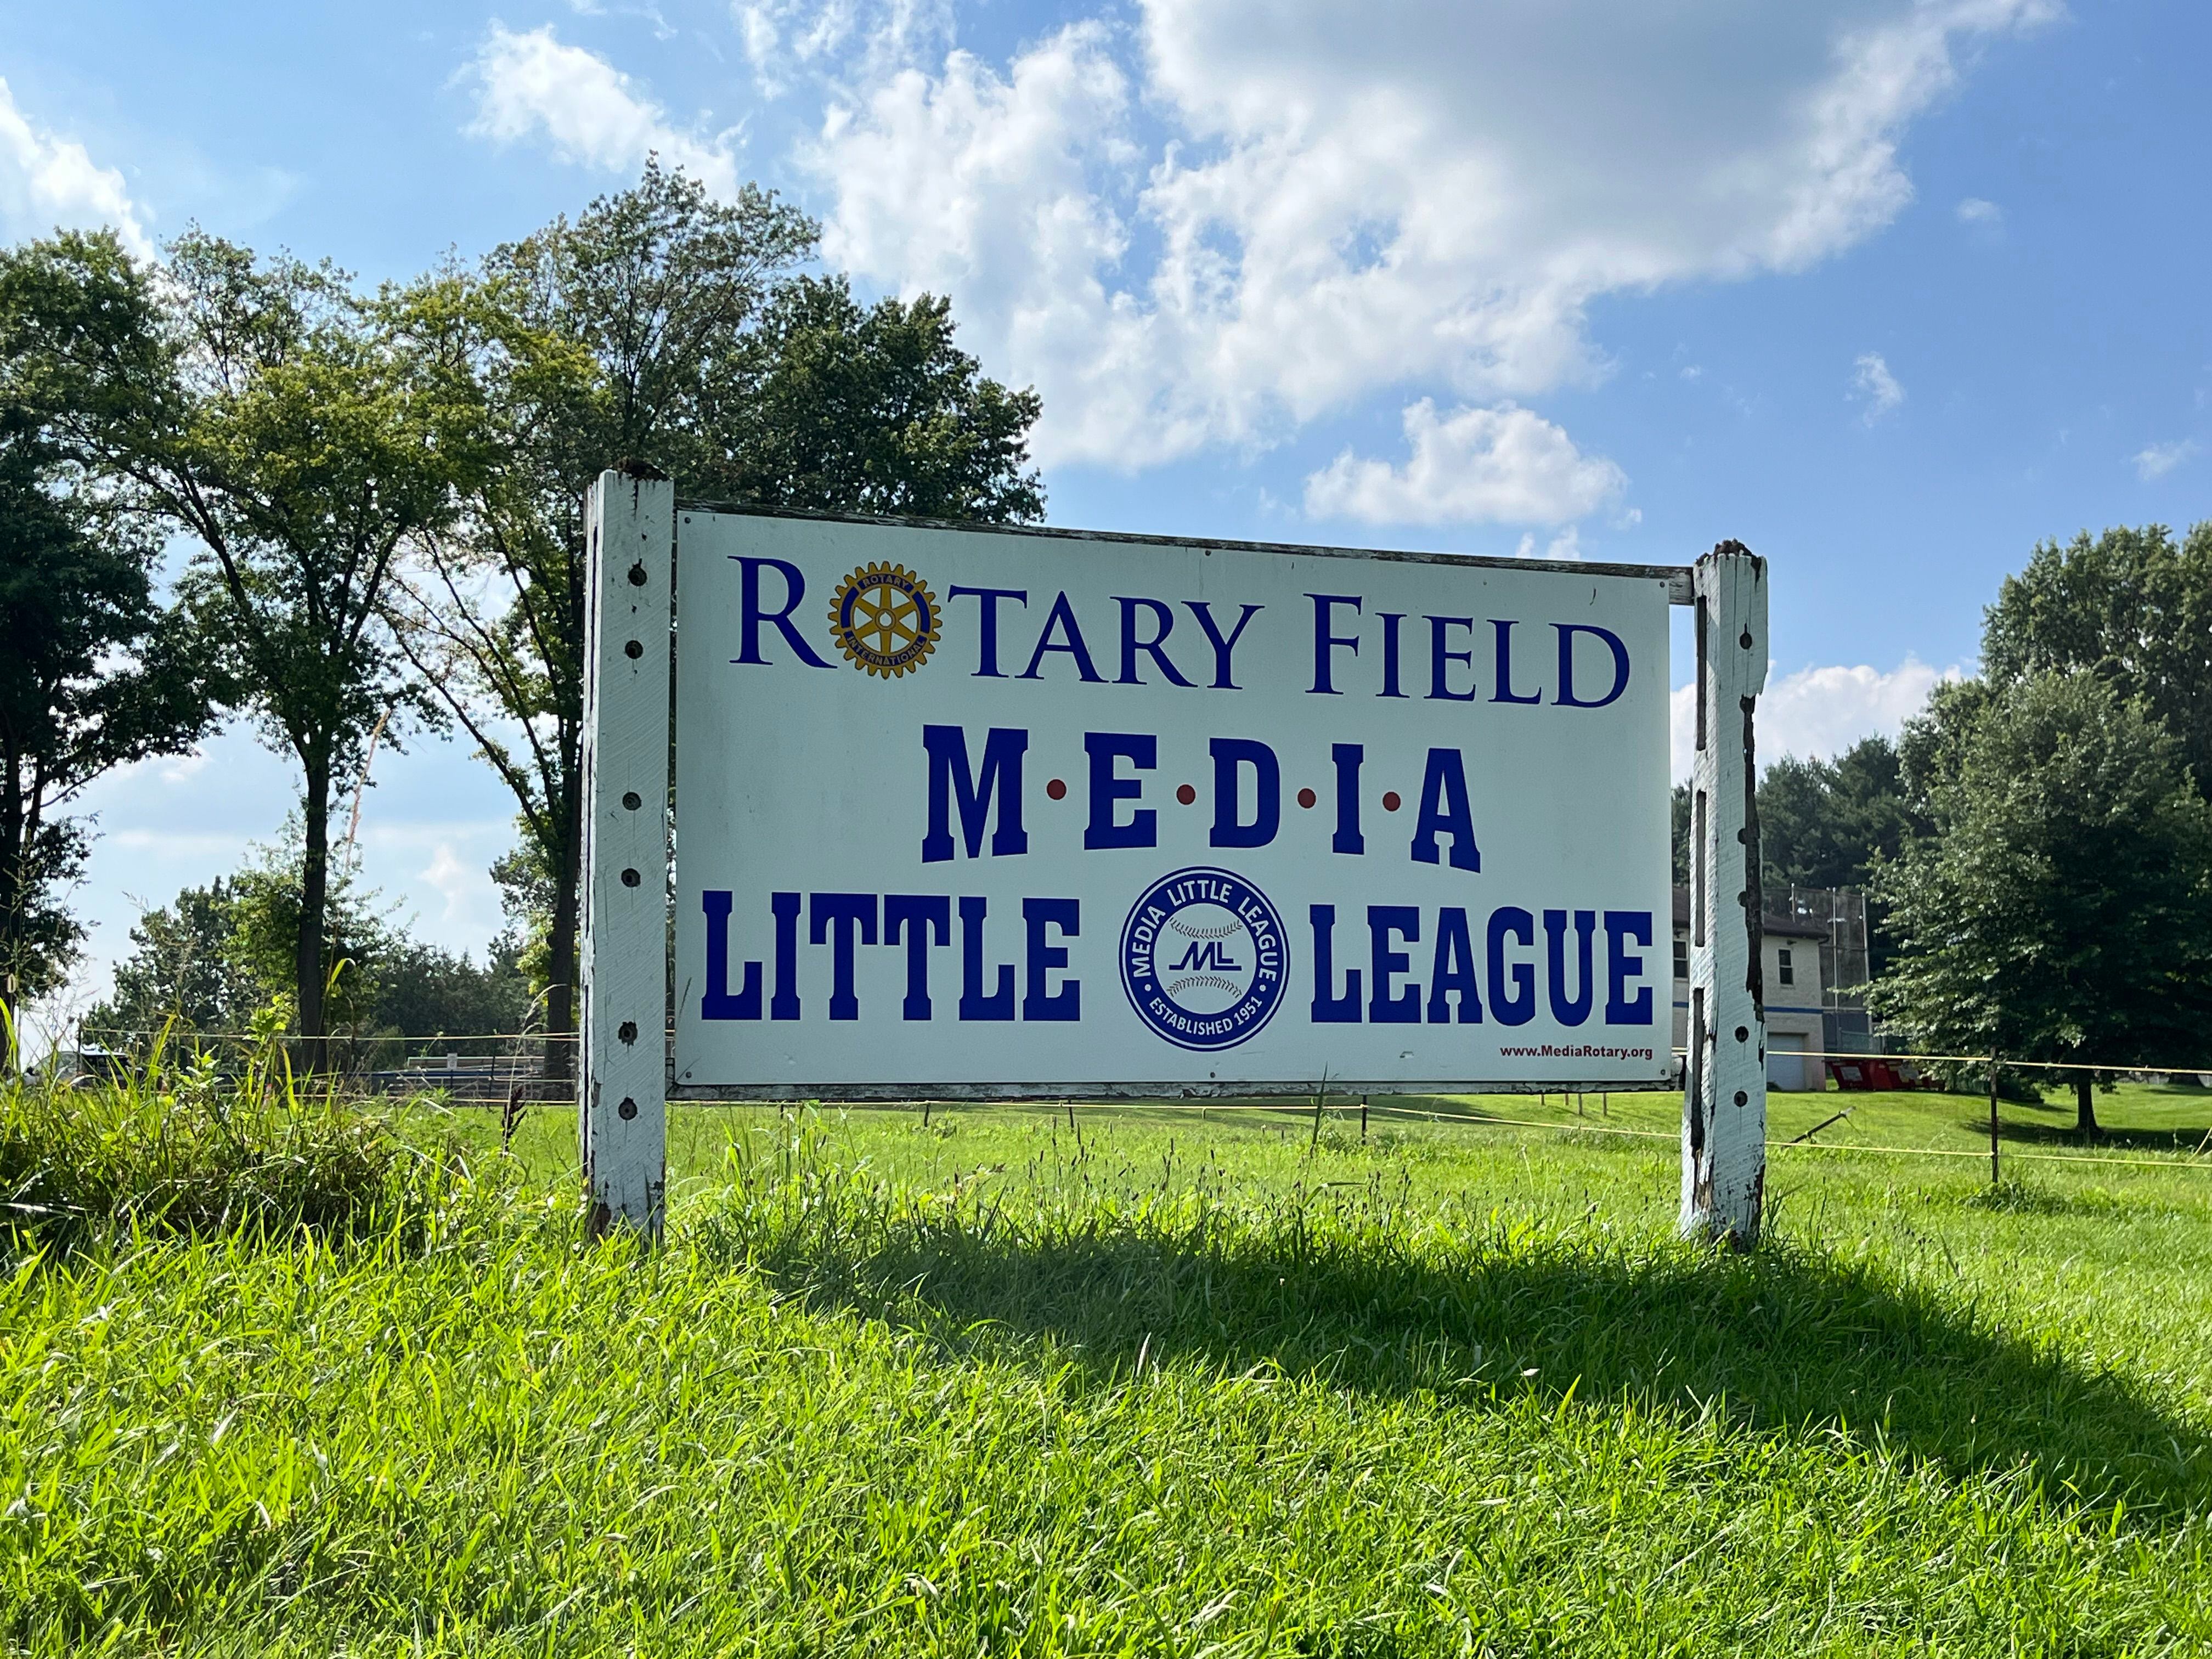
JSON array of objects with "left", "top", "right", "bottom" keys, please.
[
  {"left": 2074, "top": 1075, "right": 2100, "bottom": 1138},
  {"left": 544, "top": 811, "right": 579, "bottom": 1084},
  {"left": 297, "top": 751, "right": 331, "bottom": 1068}
]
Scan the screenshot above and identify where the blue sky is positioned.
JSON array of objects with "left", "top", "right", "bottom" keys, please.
[{"left": 3, "top": 0, "right": 2207, "bottom": 1022}]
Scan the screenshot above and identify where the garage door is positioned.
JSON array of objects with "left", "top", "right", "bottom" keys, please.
[{"left": 1768, "top": 1032, "right": 1808, "bottom": 1091}]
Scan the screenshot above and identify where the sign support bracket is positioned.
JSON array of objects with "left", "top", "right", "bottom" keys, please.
[
  {"left": 580, "top": 466, "right": 675, "bottom": 1239},
  {"left": 1680, "top": 540, "right": 1769, "bottom": 1246}
]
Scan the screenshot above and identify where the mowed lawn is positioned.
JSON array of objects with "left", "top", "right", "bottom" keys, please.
[{"left": 6, "top": 1080, "right": 2212, "bottom": 1655}]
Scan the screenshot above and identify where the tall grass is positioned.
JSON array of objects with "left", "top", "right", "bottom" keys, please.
[
  {"left": 1, "top": 1093, "right": 2208, "bottom": 1653},
  {"left": 0, "top": 1039, "right": 507, "bottom": 1255}
]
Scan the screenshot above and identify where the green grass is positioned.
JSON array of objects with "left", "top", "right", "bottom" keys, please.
[{"left": 3, "top": 1076, "right": 2212, "bottom": 1654}]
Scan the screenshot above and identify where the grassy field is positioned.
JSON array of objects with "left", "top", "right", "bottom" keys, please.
[{"left": 4, "top": 1074, "right": 2211, "bottom": 1655}]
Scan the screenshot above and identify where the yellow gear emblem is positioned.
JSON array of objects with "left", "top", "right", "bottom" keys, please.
[{"left": 827, "top": 562, "right": 941, "bottom": 678}]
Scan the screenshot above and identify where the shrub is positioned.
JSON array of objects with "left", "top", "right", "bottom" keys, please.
[{"left": 0, "top": 1052, "right": 508, "bottom": 1256}]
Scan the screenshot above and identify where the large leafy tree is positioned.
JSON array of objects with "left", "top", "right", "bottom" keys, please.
[
  {"left": 1669, "top": 737, "right": 1909, "bottom": 967},
  {"left": 726, "top": 275, "right": 1043, "bottom": 518},
  {"left": 386, "top": 162, "right": 815, "bottom": 1074},
  {"left": 1758, "top": 737, "right": 1909, "bottom": 892},
  {"left": 82, "top": 878, "right": 263, "bottom": 1040},
  {"left": 0, "top": 249, "right": 214, "bottom": 1031},
  {"left": 388, "top": 161, "right": 1043, "bottom": 1075},
  {"left": 1982, "top": 522, "right": 2212, "bottom": 797},
  {"left": 3, "top": 229, "right": 483, "bottom": 1054},
  {"left": 1871, "top": 672, "right": 2212, "bottom": 1134},
  {"left": 1757, "top": 736, "right": 1910, "bottom": 979}
]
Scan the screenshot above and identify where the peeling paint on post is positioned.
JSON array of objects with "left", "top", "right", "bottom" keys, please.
[
  {"left": 580, "top": 467, "right": 674, "bottom": 1238},
  {"left": 1681, "top": 541, "right": 1768, "bottom": 1247}
]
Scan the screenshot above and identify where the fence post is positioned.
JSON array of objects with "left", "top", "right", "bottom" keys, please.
[
  {"left": 579, "top": 466, "right": 675, "bottom": 1239},
  {"left": 1988, "top": 1052, "right": 2000, "bottom": 1185},
  {"left": 1681, "top": 542, "right": 1769, "bottom": 1247}
]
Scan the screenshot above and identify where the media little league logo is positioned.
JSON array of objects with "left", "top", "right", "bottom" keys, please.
[{"left": 1120, "top": 868, "right": 1288, "bottom": 1051}]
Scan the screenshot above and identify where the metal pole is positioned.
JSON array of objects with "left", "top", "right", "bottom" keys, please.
[
  {"left": 1681, "top": 542, "right": 1770, "bottom": 1248},
  {"left": 579, "top": 467, "right": 675, "bottom": 1239},
  {"left": 1988, "top": 1051, "right": 2000, "bottom": 1185}
]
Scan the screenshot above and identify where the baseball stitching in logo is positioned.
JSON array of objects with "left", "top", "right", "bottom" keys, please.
[{"left": 1119, "top": 867, "right": 1288, "bottom": 1051}]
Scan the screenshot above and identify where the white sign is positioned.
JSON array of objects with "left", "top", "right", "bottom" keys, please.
[{"left": 667, "top": 510, "right": 1675, "bottom": 1096}]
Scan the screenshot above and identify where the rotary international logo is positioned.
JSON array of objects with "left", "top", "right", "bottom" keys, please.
[
  {"left": 827, "top": 562, "right": 940, "bottom": 678},
  {"left": 1120, "top": 867, "right": 1288, "bottom": 1051}
]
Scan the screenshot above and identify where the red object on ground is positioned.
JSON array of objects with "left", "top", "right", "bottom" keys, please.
[{"left": 1827, "top": 1058, "right": 1908, "bottom": 1091}]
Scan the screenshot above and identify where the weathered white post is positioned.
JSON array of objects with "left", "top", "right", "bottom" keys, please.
[
  {"left": 1681, "top": 541, "right": 1769, "bottom": 1246},
  {"left": 579, "top": 466, "right": 675, "bottom": 1238}
]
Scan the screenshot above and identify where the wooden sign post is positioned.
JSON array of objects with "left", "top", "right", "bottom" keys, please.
[
  {"left": 1680, "top": 543, "right": 1769, "bottom": 1247},
  {"left": 578, "top": 468, "right": 675, "bottom": 1237}
]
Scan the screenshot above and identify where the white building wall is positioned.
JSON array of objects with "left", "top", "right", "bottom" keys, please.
[{"left": 1671, "top": 922, "right": 1827, "bottom": 1091}]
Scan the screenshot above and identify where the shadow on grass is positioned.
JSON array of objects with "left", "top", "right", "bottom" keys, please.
[
  {"left": 1971, "top": 1119, "right": 2212, "bottom": 1155},
  {"left": 693, "top": 1168, "right": 2212, "bottom": 1519}
]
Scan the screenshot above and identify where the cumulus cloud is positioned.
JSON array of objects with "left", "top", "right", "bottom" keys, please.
[
  {"left": 418, "top": 843, "right": 480, "bottom": 926},
  {"left": 466, "top": 23, "right": 739, "bottom": 196},
  {"left": 798, "top": 0, "right": 2053, "bottom": 468},
  {"left": 1669, "top": 656, "right": 1962, "bottom": 784},
  {"left": 1955, "top": 195, "right": 2002, "bottom": 225},
  {"left": 2134, "top": 439, "right": 2199, "bottom": 481},
  {"left": 0, "top": 77, "right": 150, "bottom": 255},
  {"left": 1304, "top": 400, "right": 1624, "bottom": 527},
  {"left": 1851, "top": 351, "right": 1904, "bottom": 422},
  {"left": 737, "top": 0, "right": 952, "bottom": 98},
  {"left": 1515, "top": 526, "right": 1585, "bottom": 562}
]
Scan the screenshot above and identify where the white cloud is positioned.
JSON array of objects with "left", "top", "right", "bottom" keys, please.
[
  {"left": 1851, "top": 351, "right": 1904, "bottom": 422},
  {"left": 159, "top": 748, "right": 212, "bottom": 785},
  {"left": 1304, "top": 399, "right": 1624, "bottom": 527},
  {"left": 418, "top": 843, "right": 481, "bottom": 926},
  {"left": 1669, "top": 656, "right": 1962, "bottom": 784},
  {"left": 1955, "top": 195, "right": 2002, "bottom": 224},
  {"left": 737, "top": 0, "right": 951, "bottom": 98},
  {"left": 465, "top": 24, "right": 740, "bottom": 196},
  {"left": 0, "top": 77, "right": 150, "bottom": 255},
  {"left": 802, "top": 0, "right": 2053, "bottom": 468},
  {"left": 2134, "top": 439, "right": 2198, "bottom": 481},
  {"left": 1515, "top": 526, "right": 1585, "bottom": 562}
]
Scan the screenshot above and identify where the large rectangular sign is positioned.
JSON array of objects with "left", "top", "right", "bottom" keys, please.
[{"left": 671, "top": 510, "right": 1676, "bottom": 1095}]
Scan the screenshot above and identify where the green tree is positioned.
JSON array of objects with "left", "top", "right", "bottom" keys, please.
[
  {"left": 1756, "top": 736, "right": 1910, "bottom": 979},
  {"left": 1871, "top": 672, "right": 2212, "bottom": 1134},
  {"left": 1672, "top": 737, "right": 1909, "bottom": 960},
  {"left": 371, "top": 932, "right": 530, "bottom": 1045},
  {"left": 222, "top": 839, "right": 396, "bottom": 1035},
  {"left": 0, "top": 249, "right": 215, "bottom": 1028},
  {"left": 88, "top": 864, "right": 532, "bottom": 1051},
  {"left": 387, "top": 161, "right": 1042, "bottom": 1077},
  {"left": 2, "top": 229, "right": 484, "bottom": 1054},
  {"left": 1758, "top": 737, "right": 1909, "bottom": 891},
  {"left": 726, "top": 275, "right": 1044, "bottom": 518},
  {"left": 387, "top": 163, "right": 813, "bottom": 1076},
  {"left": 1894, "top": 678, "right": 1997, "bottom": 831},
  {"left": 1982, "top": 523, "right": 2212, "bottom": 796},
  {"left": 81, "top": 879, "right": 262, "bottom": 1040}
]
